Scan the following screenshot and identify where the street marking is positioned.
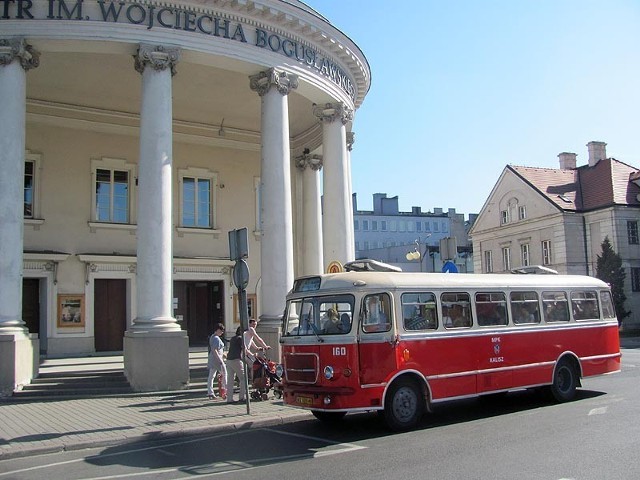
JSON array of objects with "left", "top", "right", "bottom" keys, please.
[
  {"left": 588, "top": 406, "right": 608, "bottom": 416},
  {"left": 156, "top": 448, "right": 177, "bottom": 457},
  {"left": 262, "top": 427, "right": 367, "bottom": 456},
  {"left": 0, "top": 428, "right": 367, "bottom": 479}
]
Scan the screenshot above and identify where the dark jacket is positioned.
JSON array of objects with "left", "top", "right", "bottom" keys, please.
[{"left": 227, "top": 334, "right": 243, "bottom": 361}]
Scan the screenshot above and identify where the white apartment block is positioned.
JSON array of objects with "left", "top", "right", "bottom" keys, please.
[{"left": 353, "top": 193, "right": 477, "bottom": 272}]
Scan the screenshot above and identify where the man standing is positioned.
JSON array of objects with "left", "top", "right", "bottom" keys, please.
[
  {"left": 244, "top": 318, "right": 270, "bottom": 359},
  {"left": 225, "top": 327, "right": 247, "bottom": 404}
]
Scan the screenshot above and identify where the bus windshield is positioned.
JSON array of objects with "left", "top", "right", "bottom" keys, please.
[{"left": 284, "top": 294, "right": 355, "bottom": 336}]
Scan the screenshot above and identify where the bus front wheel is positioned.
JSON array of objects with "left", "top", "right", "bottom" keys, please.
[
  {"left": 383, "top": 378, "right": 424, "bottom": 431},
  {"left": 550, "top": 360, "right": 578, "bottom": 402}
]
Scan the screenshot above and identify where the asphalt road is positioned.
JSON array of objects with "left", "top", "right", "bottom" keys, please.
[{"left": 1, "top": 347, "right": 638, "bottom": 480}]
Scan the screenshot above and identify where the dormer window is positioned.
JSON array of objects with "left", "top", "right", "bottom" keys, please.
[{"left": 518, "top": 205, "right": 526, "bottom": 220}]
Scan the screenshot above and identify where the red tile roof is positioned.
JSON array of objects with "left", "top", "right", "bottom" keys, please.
[
  {"left": 510, "top": 159, "right": 640, "bottom": 212},
  {"left": 510, "top": 165, "right": 580, "bottom": 210}
]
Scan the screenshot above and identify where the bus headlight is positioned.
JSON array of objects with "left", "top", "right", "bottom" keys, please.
[
  {"left": 324, "top": 365, "right": 334, "bottom": 380},
  {"left": 275, "top": 364, "right": 284, "bottom": 377}
]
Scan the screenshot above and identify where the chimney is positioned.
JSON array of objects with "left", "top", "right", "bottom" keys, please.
[
  {"left": 587, "top": 141, "right": 607, "bottom": 167},
  {"left": 558, "top": 152, "right": 577, "bottom": 170}
]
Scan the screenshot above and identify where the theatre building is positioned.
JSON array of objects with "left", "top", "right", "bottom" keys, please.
[{"left": 0, "top": 0, "right": 370, "bottom": 393}]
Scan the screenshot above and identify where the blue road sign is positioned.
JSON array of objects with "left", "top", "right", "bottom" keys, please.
[{"left": 442, "top": 261, "right": 458, "bottom": 273}]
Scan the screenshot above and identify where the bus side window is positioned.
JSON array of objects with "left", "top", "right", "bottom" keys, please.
[
  {"left": 600, "top": 291, "right": 616, "bottom": 319},
  {"left": 362, "top": 293, "right": 392, "bottom": 333},
  {"left": 542, "top": 291, "right": 570, "bottom": 322},
  {"left": 402, "top": 292, "right": 437, "bottom": 331},
  {"left": 441, "top": 292, "right": 472, "bottom": 329},
  {"left": 571, "top": 291, "right": 599, "bottom": 320},
  {"left": 475, "top": 292, "right": 508, "bottom": 326},
  {"left": 510, "top": 291, "right": 540, "bottom": 325}
]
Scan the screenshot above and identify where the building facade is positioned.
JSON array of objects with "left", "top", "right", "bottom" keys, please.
[
  {"left": 353, "top": 193, "right": 476, "bottom": 272},
  {"left": 469, "top": 141, "right": 640, "bottom": 330},
  {"left": 0, "top": 0, "right": 370, "bottom": 393}
]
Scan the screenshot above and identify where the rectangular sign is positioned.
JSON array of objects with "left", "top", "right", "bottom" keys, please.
[{"left": 229, "top": 228, "right": 249, "bottom": 261}]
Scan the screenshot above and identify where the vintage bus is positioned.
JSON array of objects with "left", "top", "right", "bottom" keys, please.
[{"left": 277, "top": 262, "right": 621, "bottom": 431}]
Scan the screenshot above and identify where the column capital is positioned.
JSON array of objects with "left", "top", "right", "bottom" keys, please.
[
  {"left": 134, "top": 44, "right": 181, "bottom": 77},
  {"left": 346, "top": 131, "right": 355, "bottom": 151},
  {"left": 249, "top": 68, "right": 298, "bottom": 97},
  {"left": 312, "top": 102, "right": 353, "bottom": 125},
  {"left": 295, "top": 153, "right": 323, "bottom": 171},
  {"left": 0, "top": 38, "right": 40, "bottom": 71}
]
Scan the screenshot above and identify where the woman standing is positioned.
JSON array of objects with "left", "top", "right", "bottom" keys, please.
[{"left": 207, "top": 323, "right": 227, "bottom": 400}]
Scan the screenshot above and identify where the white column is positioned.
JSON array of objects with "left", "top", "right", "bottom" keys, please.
[
  {"left": 346, "top": 132, "right": 356, "bottom": 260},
  {"left": 0, "top": 38, "right": 40, "bottom": 395},
  {"left": 249, "top": 68, "right": 297, "bottom": 342},
  {"left": 0, "top": 39, "right": 33, "bottom": 334},
  {"left": 132, "top": 44, "right": 180, "bottom": 332},
  {"left": 124, "top": 44, "right": 188, "bottom": 392},
  {"left": 313, "top": 102, "right": 354, "bottom": 270},
  {"left": 295, "top": 153, "right": 324, "bottom": 275}
]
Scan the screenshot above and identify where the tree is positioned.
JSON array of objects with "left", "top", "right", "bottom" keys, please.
[{"left": 595, "top": 236, "right": 629, "bottom": 325}]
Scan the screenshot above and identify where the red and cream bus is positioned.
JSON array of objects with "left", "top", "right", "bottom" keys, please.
[{"left": 277, "top": 261, "right": 621, "bottom": 431}]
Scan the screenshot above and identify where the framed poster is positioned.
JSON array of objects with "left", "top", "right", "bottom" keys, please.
[
  {"left": 57, "top": 294, "right": 85, "bottom": 328},
  {"left": 233, "top": 293, "right": 256, "bottom": 327}
]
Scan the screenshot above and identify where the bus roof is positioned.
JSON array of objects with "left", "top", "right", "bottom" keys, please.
[{"left": 291, "top": 272, "right": 610, "bottom": 295}]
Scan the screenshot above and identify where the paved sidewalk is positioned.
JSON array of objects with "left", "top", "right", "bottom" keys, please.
[
  {"left": 0, "top": 352, "right": 312, "bottom": 461},
  {"left": 0, "top": 391, "right": 312, "bottom": 460}
]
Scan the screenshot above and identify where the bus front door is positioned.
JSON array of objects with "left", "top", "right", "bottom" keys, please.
[{"left": 357, "top": 329, "right": 397, "bottom": 386}]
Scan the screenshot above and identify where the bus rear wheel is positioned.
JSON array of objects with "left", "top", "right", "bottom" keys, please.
[
  {"left": 383, "top": 378, "right": 424, "bottom": 431},
  {"left": 550, "top": 360, "right": 578, "bottom": 402},
  {"left": 311, "top": 411, "right": 347, "bottom": 423}
]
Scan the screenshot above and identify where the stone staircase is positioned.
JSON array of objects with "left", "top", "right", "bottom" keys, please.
[
  {"left": 14, "top": 370, "right": 134, "bottom": 399},
  {"left": 9, "top": 350, "right": 211, "bottom": 401}
]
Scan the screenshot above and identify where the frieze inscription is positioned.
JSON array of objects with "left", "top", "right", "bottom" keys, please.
[{"left": 1, "top": 0, "right": 355, "bottom": 99}]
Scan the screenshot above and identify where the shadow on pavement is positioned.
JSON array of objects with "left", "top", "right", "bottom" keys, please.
[
  {"left": 85, "top": 426, "right": 330, "bottom": 474},
  {"left": 0, "top": 425, "right": 135, "bottom": 446},
  {"left": 84, "top": 387, "right": 604, "bottom": 475}
]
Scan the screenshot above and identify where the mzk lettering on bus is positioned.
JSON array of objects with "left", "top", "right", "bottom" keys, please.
[
  {"left": 489, "top": 337, "right": 504, "bottom": 363},
  {"left": 0, "top": 0, "right": 356, "bottom": 100}
]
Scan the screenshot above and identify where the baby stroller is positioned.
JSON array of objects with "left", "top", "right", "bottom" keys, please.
[{"left": 250, "top": 353, "right": 283, "bottom": 401}]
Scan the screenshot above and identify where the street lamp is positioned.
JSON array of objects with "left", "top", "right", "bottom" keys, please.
[
  {"left": 405, "top": 235, "right": 431, "bottom": 271},
  {"left": 405, "top": 245, "right": 420, "bottom": 262}
]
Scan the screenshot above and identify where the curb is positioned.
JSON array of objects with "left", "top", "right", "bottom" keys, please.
[{"left": 0, "top": 411, "right": 313, "bottom": 461}]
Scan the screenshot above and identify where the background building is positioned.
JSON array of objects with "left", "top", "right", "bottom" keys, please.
[
  {"left": 469, "top": 141, "right": 640, "bottom": 330},
  {"left": 353, "top": 193, "right": 477, "bottom": 272}
]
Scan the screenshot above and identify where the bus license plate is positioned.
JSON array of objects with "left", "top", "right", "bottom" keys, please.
[{"left": 296, "top": 395, "right": 313, "bottom": 406}]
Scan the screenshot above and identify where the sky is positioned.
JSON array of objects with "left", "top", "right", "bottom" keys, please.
[{"left": 302, "top": 0, "right": 640, "bottom": 217}]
